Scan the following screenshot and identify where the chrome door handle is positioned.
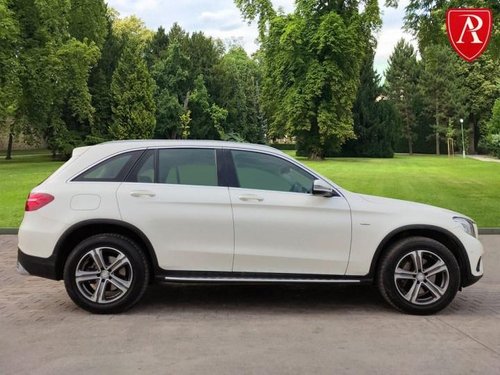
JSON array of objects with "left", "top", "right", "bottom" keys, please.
[
  {"left": 130, "top": 190, "right": 156, "bottom": 198},
  {"left": 239, "top": 194, "right": 264, "bottom": 202}
]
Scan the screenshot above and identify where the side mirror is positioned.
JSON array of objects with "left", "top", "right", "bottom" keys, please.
[{"left": 312, "top": 179, "right": 335, "bottom": 197}]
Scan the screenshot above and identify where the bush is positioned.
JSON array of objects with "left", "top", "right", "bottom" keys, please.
[{"left": 487, "top": 134, "right": 500, "bottom": 158}]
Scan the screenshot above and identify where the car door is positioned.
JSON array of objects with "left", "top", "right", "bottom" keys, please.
[
  {"left": 116, "top": 148, "right": 234, "bottom": 272},
  {"left": 228, "top": 149, "right": 351, "bottom": 275}
]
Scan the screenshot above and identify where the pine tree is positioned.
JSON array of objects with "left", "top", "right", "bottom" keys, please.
[
  {"left": 344, "top": 50, "right": 398, "bottom": 157},
  {"left": 385, "top": 39, "right": 420, "bottom": 155},
  {"left": 110, "top": 40, "right": 156, "bottom": 139}
]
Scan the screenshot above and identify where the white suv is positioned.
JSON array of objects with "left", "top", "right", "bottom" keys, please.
[{"left": 17, "top": 140, "right": 484, "bottom": 314}]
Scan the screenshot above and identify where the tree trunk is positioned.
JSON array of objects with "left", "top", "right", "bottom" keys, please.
[
  {"left": 435, "top": 101, "right": 440, "bottom": 155},
  {"left": 5, "top": 132, "right": 13, "bottom": 160}
]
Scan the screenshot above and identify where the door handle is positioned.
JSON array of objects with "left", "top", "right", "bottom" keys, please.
[
  {"left": 239, "top": 194, "right": 264, "bottom": 202},
  {"left": 130, "top": 190, "right": 156, "bottom": 198}
]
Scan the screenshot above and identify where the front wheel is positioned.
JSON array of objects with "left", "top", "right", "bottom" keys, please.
[
  {"left": 63, "top": 233, "right": 150, "bottom": 314},
  {"left": 377, "top": 237, "right": 460, "bottom": 315}
]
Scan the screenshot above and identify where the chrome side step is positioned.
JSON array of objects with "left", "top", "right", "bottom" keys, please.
[{"left": 163, "top": 276, "right": 361, "bottom": 284}]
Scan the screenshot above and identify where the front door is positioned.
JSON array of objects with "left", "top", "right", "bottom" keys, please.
[{"left": 228, "top": 150, "right": 351, "bottom": 275}]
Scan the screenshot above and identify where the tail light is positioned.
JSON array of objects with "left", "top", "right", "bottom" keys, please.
[{"left": 25, "top": 193, "right": 54, "bottom": 211}]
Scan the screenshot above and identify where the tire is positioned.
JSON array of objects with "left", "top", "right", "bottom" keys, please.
[
  {"left": 63, "top": 233, "right": 150, "bottom": 314},
  {"left": 377, "top": 236, "right": 460, "bottom": 315}
]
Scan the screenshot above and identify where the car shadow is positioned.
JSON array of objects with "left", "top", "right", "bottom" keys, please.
[{"left": 134, "top": 283, "right": 392, "bottom": 314}]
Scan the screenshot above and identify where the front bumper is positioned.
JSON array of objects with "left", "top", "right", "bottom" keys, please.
[{"left": 17, "top": 248, "right": 58, "bottom": 280}]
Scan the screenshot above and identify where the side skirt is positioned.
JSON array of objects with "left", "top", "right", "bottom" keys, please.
[{"left": 155, "top": 270, "right": 372, "bottom": 285}]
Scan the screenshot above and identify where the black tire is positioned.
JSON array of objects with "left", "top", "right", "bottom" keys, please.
[
  {"left": 377, "top": 236, "right": 460, "bottom": 315},
  {"left": 63, "top": 233, "right": 150, "bottom": 314}
]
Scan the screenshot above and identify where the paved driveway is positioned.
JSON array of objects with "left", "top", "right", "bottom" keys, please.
[{"left": 1, "top": 235, "right": 499, "bottom": 374}]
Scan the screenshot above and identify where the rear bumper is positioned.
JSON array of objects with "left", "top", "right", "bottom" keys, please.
[{"left": 17, "top": 248, "right": 58, "bottom": 280}]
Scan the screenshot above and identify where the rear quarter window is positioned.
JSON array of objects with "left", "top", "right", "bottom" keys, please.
[{"left": 73, "top": 151, "right": 142, "bottom": 182}]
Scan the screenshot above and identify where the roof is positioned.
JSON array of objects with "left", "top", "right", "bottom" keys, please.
[{"left": 100, "top": 139, "right": 280, "bottom": 153}]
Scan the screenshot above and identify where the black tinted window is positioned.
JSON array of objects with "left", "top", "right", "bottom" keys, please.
[
  {"left": 231, "top": 150, "right": 314, "bottom": 193},
  {"left": 75, "top": 151, "right": 141, "bottom": 182},
  {"left": 158, "top": 149, "right": 218, "bottom": 187}
]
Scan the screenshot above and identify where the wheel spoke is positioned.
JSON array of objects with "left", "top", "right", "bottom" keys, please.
[
  {"left": 409, "top": 251, "right": 424, "bottom": 272},
  {"left": 91, "top": 248, "right": 106, "bottom": 271},
  {"left": 93, "top": 279, "right": 108, "bottom": 303},
  {"left": 424, "top": 279, "right": 445, "bottom": 299},
  {"left": 395, "top": 268, "right": 417, "bottom": 280},
  {"left": 404, "top": 280, "right": 420, "bottom": 302},
  {"left": 75, "top": 270, "right": 100, "bottom": 283},
  {"left": 424, "top": 260, "right": 447, "bottom": 277},
  {"left": 109, "top": 275, "right": 130, "bottom": 294},
  {"left": 108, "top": 255, "right": 129, "bottom": 273}
]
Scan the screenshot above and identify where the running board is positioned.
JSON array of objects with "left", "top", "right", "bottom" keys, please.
[{"left": 162, "top": 275, "right": 362, "bottom": 284}]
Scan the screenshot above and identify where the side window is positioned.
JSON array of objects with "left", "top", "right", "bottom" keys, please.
[
  {"left": 231, "top": 150, "right": 315, "bottom": 193},
  {"left": 74, "top": 151, "right": 141, "bottom": 182},
  {"left": 158, "top": 149, "right": 218, "bottom": 187}
]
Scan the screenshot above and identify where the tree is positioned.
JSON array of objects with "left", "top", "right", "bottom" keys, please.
[
  {"left": 235, "top": 0, "right": 381, "bottom": 158},
  {"left": 9, "top": 0, "right": 100, "bottom": 158},
  {"left": 385, "top": 39, "right": 420, "bottom": 155},
  {"left": 69, "top": 0, "right": 108, "bottom": 50},
  {"left": 145, "top": 26, "right": 169, "bottom": 69},
  {"left": 419, "top": 44, "right": 462, "bottom": 155},
  {"left": 213, "top": 46, "right": 265, "bottom": 143},
  {"left": 152, "top": 40, "right": 190, "bottom": 139},
  {"left": 0, "top": 0, "right": 21, "bottom": 159},
  {"left": 110, "top": 39, "right": 156, "bottom": 139},
  {"left": 484, "top": 99, "right": 500, "bottom": 157},
  {"left": 343, "top": 50, "right": 398, "bottom": 157},
  {"left": 388, "top": 0, "right": 500, "bottom": 153},
  {"left": 189, "top": 75, "right": 228, "bottom": 139}
]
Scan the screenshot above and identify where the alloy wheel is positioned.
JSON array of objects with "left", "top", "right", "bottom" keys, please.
[
  {"left": 394, "top": 250, "right": 450, "bottom": 305},
  {"left": 75, "top": 247, "right": 133, "bottom": 304}
]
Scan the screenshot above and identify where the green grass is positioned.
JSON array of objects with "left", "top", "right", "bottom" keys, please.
[
  {"left": 0, "top": 151, "right": 63, "bottom": 227},
  {"left": 0, "top": 150, "right": 499, "bottom": 227}
]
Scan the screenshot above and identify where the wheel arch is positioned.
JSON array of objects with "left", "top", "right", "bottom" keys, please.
[
  {"left": 368, "top": 225, "right": 472, "bottom": 287},
  {"left": 53, "top": 219, "right": 160, "bottom": 280}
]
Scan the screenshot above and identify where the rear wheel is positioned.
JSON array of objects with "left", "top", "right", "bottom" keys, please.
[
  {"left": 377, "top": 237, "right": 460, "bottom": 315},
  {"left": 63, "top": 233, "right": 149, "bottom": 314}
]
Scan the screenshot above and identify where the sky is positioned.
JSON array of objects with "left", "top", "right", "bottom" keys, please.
[{"left": 107, "top": 0, "right": 416, "bottom": 77}]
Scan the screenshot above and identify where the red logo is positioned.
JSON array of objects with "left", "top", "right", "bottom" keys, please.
[{"left": 446, "top": 8, "right": 493, "bottom": 62}]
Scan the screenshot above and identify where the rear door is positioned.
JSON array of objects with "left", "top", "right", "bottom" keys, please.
[{"left": 117, "top": 148, "right": 234, "bottom": 272}]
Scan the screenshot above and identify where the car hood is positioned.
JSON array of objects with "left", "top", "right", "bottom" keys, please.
[{"left": 350, "top": 192, "right": 467, "bottom": 220}]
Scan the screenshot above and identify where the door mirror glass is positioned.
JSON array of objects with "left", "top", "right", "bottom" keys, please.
[{"left": 312, "top": 180, "right": 335, "bottom": 197}]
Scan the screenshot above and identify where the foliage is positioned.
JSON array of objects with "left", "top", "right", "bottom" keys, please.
[
  {"left": 384, "top": 39, "right": 420, "bottom": 155},
  {"left": 419, "top": 44, "right": 462, "bottom": 155},
  {"left": 484, "top": 99, "right": 500, "bottom": 158},
  {"left": 235, "top": 0, "right": 382, "bottom": 158},
  {"left": 343, "top": 50, "right": 398, "bottom": 158},
  {"left": 213, "top": 46, "right": 264, "bottom": 143},
  {"left": 110, "top": 39, "right": 156, "bottom": 140}
]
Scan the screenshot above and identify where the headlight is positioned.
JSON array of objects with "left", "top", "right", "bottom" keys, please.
[{"left": 453, "top": 217, "right": 476, "bottom": 238}]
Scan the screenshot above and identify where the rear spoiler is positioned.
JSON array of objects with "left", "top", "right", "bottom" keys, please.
[{"left": 72, "top": 146, "right": 92, "bottom": 158}]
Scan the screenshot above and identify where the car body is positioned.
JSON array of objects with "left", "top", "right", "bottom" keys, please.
[{"left": 17, "top": 140, "right": 484, "bottom": 314}]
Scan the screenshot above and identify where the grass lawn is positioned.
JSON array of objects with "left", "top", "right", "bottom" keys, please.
[
  {"left": 0, "top": 150, "right": 499, "bottom": 227},
  {"left": 0, "top": 151, "right": 63, "bottom": 227}
]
